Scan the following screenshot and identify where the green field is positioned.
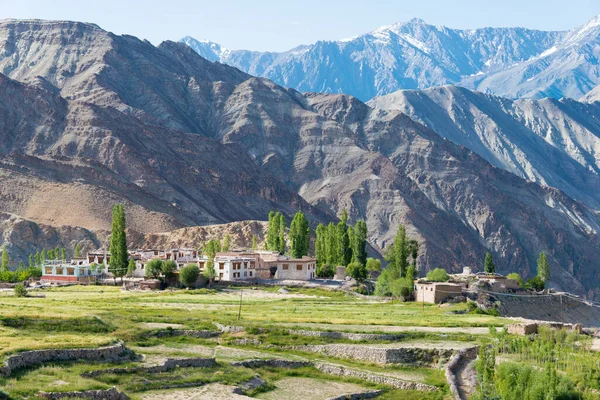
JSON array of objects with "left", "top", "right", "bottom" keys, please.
[{"left": 0, "top": 285, "right": 509, "bottom": 399}]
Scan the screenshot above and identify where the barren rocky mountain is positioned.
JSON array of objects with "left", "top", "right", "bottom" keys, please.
[
  {"left": 369, "top": 85, "right": 600, "bottom": 210},
  {"left": 1, "top": 20, "right": 600, "bottom": 297}
]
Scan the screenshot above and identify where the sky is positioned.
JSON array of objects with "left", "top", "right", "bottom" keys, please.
[{"left": 1, "top": 0, "right": 600, "bottom": 51}]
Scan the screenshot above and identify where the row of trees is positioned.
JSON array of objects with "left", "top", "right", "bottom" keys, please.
[
  {"left": 315, "top": 211, "right": 368, "bottom": 272},
  {"left": 266, "top": 210, "right": 311, "bottom": 259},
  {"left": 375, "top": 225, "right": 419, "bottom": 297}
]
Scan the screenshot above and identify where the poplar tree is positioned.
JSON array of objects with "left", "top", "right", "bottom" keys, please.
[
  {"left": 537, "top": 252, "right": 550, "bottom": 282},
  {"left": 289, "top": 211, "right": 310, "bottom": 258},
  {"left": 315, "top": 224, "right": 327, "bottom": 266},
  {"left": 61, "top": 248, "right": 66, "bottom": 261},
  {"left": 352, "top": 220, "right": 368, "bottom": 266},
  {"left": 325, "top": 222, "right": 339, "bottom": 266},
  {"left": 1, "top": 244, "right": 8, "bottom": 270},
  {"left": 278, "top": 213, "right": 286, "bottom": 254},
  {"left": 266, "top": 211, "right": 279, "bottom": 251},
  {"left": 394, "top": 225, "right": 408, "bottom": 277},
  {"left": 74, "top": 243, "right": 81, "bottom": 258},
  {"left": 484, "top": 252, "right": 495, "bottom": 274},
  {"left": 109, "top": 204, "right": 128, "bottom": 282},
  {"left": 251, "top": 235, "right": 257, "bottom": 250},
  {"left": 223, "top": 234, "right": 231, "bottom": 252},
  {"left": 41, "top": 249, "right": 46, "bottom": 263},
  {"left": 337, "top": 210, "right": 352, "bottom": 266}
]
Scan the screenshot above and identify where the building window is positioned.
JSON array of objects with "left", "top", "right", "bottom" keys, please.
[
  {"left": 283, "top": 264, "right": 289, "bottom": 270},
  {"left": 219, "top": 273, "right": 223, "bottom": 278},
  {"left": 219, "top": 263, "right": 225, "bottom": 270},
  {"left": 249, "top": 271, "right": 252, "bottom": 277},
  {"left": 296, "top": 265, "right": 302, "bottom": 271}
]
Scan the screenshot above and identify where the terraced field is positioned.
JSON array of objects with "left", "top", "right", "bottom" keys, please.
[{"left": 0, "top": 286, "right": 508, "bottom": 399}]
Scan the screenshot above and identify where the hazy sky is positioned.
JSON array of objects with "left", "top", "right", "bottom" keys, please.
[{"left": 1, "top": 0, "right": 599, "bottom": 51}]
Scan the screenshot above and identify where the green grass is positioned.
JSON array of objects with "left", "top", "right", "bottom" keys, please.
[{"left": 0, "top": 285, "right": 508, "bottom": 399}]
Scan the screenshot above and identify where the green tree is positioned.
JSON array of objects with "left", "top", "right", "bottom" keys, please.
[
  {"left": 426, "top": 268, "right": 449, "bottom": 282},
  {"left": 127, "top": 259, "right": 136, "bottom": 277},
  {"left": 347, "top": 261, "right": 367, "bottom": 281},
  {"left": 352, "top": 220, "right": 368, "bottom": 266},
  {"left": 54, "top": 247, "right": 60, "bottom": 260},
  {"left": 61, "top": 248, "right": 66, "bottom": 261},
  {"left": 251, "top": 235, "right": 257, "bottom": 250},
  {"left": 74, "top": 243, "right": 81, "bottom": 258},
  {"left": 203, "top": 260, "right": 217, "bottom": 287},
  {"left": 109, "top": 204, "right": 128, "bottom": 283},
  {"left": 366, "top": 258, "right": 381, "bottom": 278},
  {"left": 1, "top": 244, "right": 8, "bottom": 270},
  {"left": 337, "top": 210, "right": 352, "bottom": 266},
  {"left": 47, "top": 249, "right": 54, "bottom": 260},
  {"left": 484, "top": 252, "right": 495, "bottom": 274},
  {"left": 34, "top": 252, "right": 41, "bottom": 267},
  {"left": 537, "top": 252, "right": 550, "bottom": 283},
  {"left": 28, "top": 254, "right": 34, "bottom": 268},
  {"left": 179, "top": 264, "right": 200, "bottom": 289},
  {"left": 266, "top": 211, "right": 280, "bottom": 251},
  {"left": 394, "top": 225, "right": 409, "bottom": 277},
  {"left": 223, "top": 234, "right": 231, "bottom": 252},
  {"left": 315, "top": 224, "right": 327, "bottom": 266},
  {"left": 289, "top": 211, "right": 310, "bottom": 258},
  {"left": 14, "top": 283, "right": 27, "bottom": 298},
  {"left": 145, "top": 259, "right": 164, "bottom": 279},
  {"left": 40, "top": 249, "right": 46, "bottom": 264},
  {"left": 278, "top": 213, "right": 286, "bottom": 254},
  {"left": 326, "top": 222, "right": 339, "bottom": 266},
  {"left": 162, "top": 260, "right": 177, "bottom": 282}
]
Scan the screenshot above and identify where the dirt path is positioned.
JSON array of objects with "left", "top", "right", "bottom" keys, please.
[{"left": 455, "top": 352, "right": 478, "bottom": 399}]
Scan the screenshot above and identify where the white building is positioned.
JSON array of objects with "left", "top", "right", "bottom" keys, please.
[{"left": 214, "top": 255, "right": 256, "bottom": 281}]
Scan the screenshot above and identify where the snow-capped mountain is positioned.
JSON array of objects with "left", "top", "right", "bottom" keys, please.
[{"left": 181, "top": 16, "right": 600, "bottom": 101}]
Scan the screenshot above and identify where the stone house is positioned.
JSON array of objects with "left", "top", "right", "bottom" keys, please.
[
  {"left": 213, "top": 255, "right": 256, "bottom": 281},
  {"left": 216, "top": 250, "right": 317, "bottom": 281},
  {"left": 414, "top": 281, "right": 463, "bottom": 304}
]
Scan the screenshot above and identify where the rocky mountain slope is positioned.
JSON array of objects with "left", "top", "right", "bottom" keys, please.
[
  {"left": 369, "top": 85, "right": 600, "bottom": 210},
  {"left": 1, "top": 20, "right": 600, "bottom": 298},
  {"left": 182, "top": 15, "right": 600, "bottom": 101}
]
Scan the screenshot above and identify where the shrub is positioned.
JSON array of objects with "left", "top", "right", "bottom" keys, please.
[
  {"left": 14, "top": 283, "right": 27, "bottom": 297},
  {"left": 526, "top": 275, "right": 545, "bottom": 291},
  {"left": 145, "top": 259, "right": 164, "bottom": 279},
  {"left": 179, "top": 264, "right": 200, "bottom": 289},
  {"left": 506, "top": 273, "right": 524, "bottom": 288},
  {"left": 317, "top": 264, "right": 335, "bottom": 278},
  {"left": 162, "top": 260, "right": 177, "bottom": 279},
  {"left": 426, "top": 268, "right": 449, "bottom": 282},
  {"left": 347, "top": 262, "right": 367, "bottom": 281}
]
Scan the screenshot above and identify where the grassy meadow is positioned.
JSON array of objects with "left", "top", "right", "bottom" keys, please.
[{"left": 0, "top": 285, "right": 510, "bottom": 399}]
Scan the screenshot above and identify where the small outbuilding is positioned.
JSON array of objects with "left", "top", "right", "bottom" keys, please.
[{"left": 414, "top": 281, "right": 463, "bottom": 304}]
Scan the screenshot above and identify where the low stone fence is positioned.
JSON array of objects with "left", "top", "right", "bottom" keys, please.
[
  {"left": 445, "top": 346, "right": 479, "bottom": 400},
  {"left": 38, "top": 387, "right": 128, "bottom": 400},
  {"left": 0, "top": 342, "right": 128, "bottom": 377},
  {"left": 508, "top": 321, "right": 583, "bottom": 336},
  {"left": 82, "top": 357, "right": 217, "bottom": 377},
  {"left": 154, "top": 329, "right": 220, "bottom": 338},
  {"left": 288, "top": 329, "right": 406, "bottom": 342},
  {"left": 299, "top": 344, "right": 453, "bottom": 366},
  {"left": 214, "top": 322, "right": 245, "bottom": 333},
  {"left": 326, "top": 390, "right": 384, "bottom": 400},
  {"left": 230, "top": 359, "right": 312, "bottom": 369},
  {"left": 315, "top": 363, "right": 438, "bottom": 391}
]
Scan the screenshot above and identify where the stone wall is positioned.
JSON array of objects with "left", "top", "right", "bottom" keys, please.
[
  {"left": 288, "top": 329, "right": 406, "bottom": 342},
  {"left": 445, "top": 346, "right": 479, "bottom": 400},
  {"left": 82, "top": 357, "right": 217, "bottom": 377},
  {"left": 315, "top": 363, "right": 438, "bottom": 391},
  {"left": 508, "top": 321, "right": 583, "bottom": 336},
  {"left": 326, "top": 390, "right": 383, "bottom": 400},
  {"left": 507, "top": 323, "right": 538, "bottom": 336},
  {"left": 154, "top": 329, "right": 220, "bottom": 338},
  {"left": 299, "top": 344, "right": 453, "bottom": 366},
  {"left": 230, "top": 359, "right": 312, "bottom": 369},
  {"left": 38, "top": 387, "right": 128, "bottom": 400},
  {"left": 214, "top": 322, "right": 245, "bottom": 333},
  {"left": 0, "top": 342, "right": 128, "bottom": 377}
]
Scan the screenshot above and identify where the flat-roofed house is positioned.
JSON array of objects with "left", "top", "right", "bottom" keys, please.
[
  {"left": 42, "top": 259, "right": 102, "bottom": 283},
  {"left": 214, "top": 255, "right": 256, "bottom": 281},
  {"left": 414, "top": 281, "right": 463, "bottom": 304}
]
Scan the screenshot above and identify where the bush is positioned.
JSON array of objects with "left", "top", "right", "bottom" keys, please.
[
  {"left": 316, "top": 264, "right": 335, "bottom": 278},
  {"left": 526, "top": 275, "right": 545, "bottom": 291},
  {"left": 426, "top": 268, "right": 449, "bottom": 282},
  {"left": 179, "top": 263, "right": 200, "bottom": 289},
  {"left": 14, "top": 283, "right": 27, "bottom": 297},
  {"left": 347, "top": 262, "right": 367, "bottom": 281},
  {"left": 375, "top": 268, "right": 394, "bottom": 296},
  {"left": 0, "top": 269, "right": 17, "bottom": 283},
  {"left": 145, "top": 259, "right": 164, "bottom": 279},
  {"left": 162, "top": 260, "right": 177, "bottom": 279},
  {"left": 506, "top": 273, "right": 524, "bottom": 288}
]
